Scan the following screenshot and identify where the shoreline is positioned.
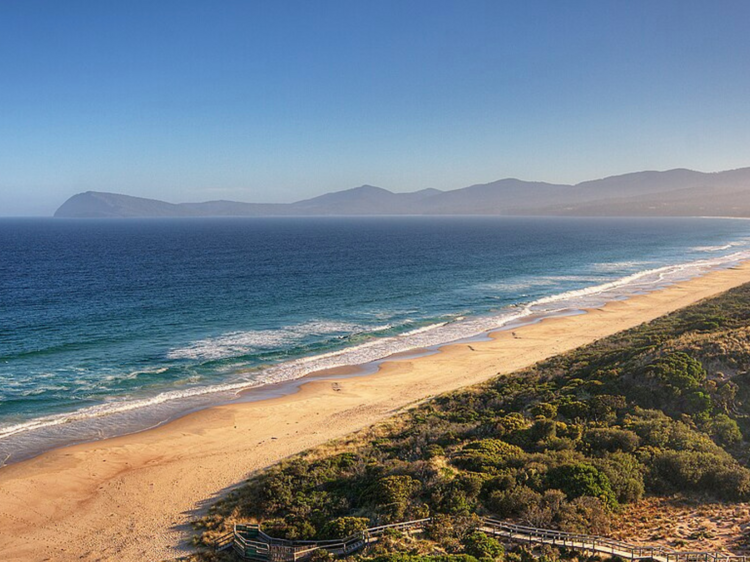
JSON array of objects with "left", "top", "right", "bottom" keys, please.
[
  {"left": 0, "top": 307, "right": 582, "bottom": 468},
  {"left": 2, "top": 263, "right": 750, "bottom": 561},
  {"left": 2, "top": 250, "right": 745, "bottom": 463}
]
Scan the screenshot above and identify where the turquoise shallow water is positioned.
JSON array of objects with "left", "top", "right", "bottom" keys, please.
[{"left": 1, "top": 216, "right": 750, "bottom": 461}]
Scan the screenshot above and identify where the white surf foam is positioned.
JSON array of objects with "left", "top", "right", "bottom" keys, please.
[
  {"left": 692, "top": 241, "right": 747, "bottom": 253},
  {"left": 167, "top": 321, "right": 392, "bottom": 361}
]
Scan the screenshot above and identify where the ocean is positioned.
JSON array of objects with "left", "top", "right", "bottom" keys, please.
[{"left": 2, "top": 215, "right": 750, "bottom": 462}]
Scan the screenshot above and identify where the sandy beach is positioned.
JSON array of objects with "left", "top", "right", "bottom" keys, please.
[{"left": 2, "top": 264, "right": 750, "bottom": 562}]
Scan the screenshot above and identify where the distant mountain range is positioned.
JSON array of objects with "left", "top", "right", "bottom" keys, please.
[{"left": 54, "top": 167, "right": 750, "bottom": 218}]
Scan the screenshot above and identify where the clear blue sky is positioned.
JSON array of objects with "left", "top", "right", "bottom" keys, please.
[{"left": 2, "top": 0, "right": 750, "bottom": 216}]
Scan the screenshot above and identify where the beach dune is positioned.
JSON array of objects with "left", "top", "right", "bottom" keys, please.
[{"left": 2, "top": 264, "right": 750, "bottom": 562}]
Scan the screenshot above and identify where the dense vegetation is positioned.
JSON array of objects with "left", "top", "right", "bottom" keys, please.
[{"left": 192, "top": 283, "right": 750, "bottom": 560}]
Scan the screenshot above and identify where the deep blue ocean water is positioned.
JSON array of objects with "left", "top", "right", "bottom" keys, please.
[{"left": 2, "top": 216, "right": 750, "bottom": 461}]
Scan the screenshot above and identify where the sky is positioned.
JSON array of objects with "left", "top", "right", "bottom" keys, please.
[{"left": 2, "top": 1, "right": 750, "bottom": 216}]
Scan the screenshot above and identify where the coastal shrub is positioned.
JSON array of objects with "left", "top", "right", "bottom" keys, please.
[
  {"left": 624, "top": 409, "right": 720, "bottom": 452},
  {"left": 487, "top": 486, "right": 542, "bottom": 518},
  {"left": 709, "top": 465, "right": 750, "bottom": 499},
  {"left": 587, "top": 395, "right": 627, "bottom": 423},
  {"left": 530, "top": 403, "right": 558, "bottom": 419},
  {"left": 431, "top": 474, "right": 484, "bottom": 516},
  {"left": 495, "top": 413, "right": 530, "bottom": 435},
  {"left": 545, "top": 464, "right": 617, "bottom": 508},
  {"left": 425, "top": 444, "right": 446, "bottom": 459},
  {"left": 706, "top": 413, "right": 743, "bottom": 446},
  {"left": 320, "top": 516, "right": 370, "bottom": 539},
  {"left": 527, "top": 419, "right": 558, "bottom": 444},
  {"left": 453, "top": 439, "right": 524, "bottom": 472},
  {"left": 715, "top": 381, "right": 739, "bottom": 412},
  {"left": 462, "top": 531, "right": 505, "bottom": 560},
  {"left": 557, "top": 497, "right": 611, "bottom": 535},
  {"left": 372, "top": 475, "right": 422, "bottom": 520},
  {"left": 426, "top": 514, "right": 482, "bottom": 550},
  {"left": 584, "top": 427, "right": 640, "bottom": 453},
  {"left": 649, "top": 449, "right": 750, "bottom": 498},
  {"left": 558, "top": 400, "right": 590, "bottom": 421},
  {"left": 521, "top": 489, "right": 567, "bottom": 528},
  {"left": 685, "top": 391, "right": 713, "bottom": 416},
  {"left": 594, "top": 452, "right": 644, "bottom": 503},
  {"left": 374, "top": 475, "right": 421, "bottom": 504},
  {"left": 645, "top": 352, "right": 707, "bottom": 395}
]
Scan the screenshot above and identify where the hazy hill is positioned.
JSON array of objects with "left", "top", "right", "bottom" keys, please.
[{"left": 54, "top": 167, "right": 750, "bottom": 218}]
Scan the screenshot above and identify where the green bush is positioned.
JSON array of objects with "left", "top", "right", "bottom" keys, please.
[
  {"left": 531, "top": 403, "right": 558, "bottom": 419},
  {"left": 588, "top": 395, "right": 627, "bottom": 423},
  {"left": 487, "top": 486, "right": 541, "bottom": 518},
  {"left": 558, "top": 401, "right": 590, "bottom": 421},
  {"left": 649, "top": 449, "right": 750, "bottom": 499},
  {"left": 645, "top": 352, "right": 707, "bottom": 395},
  {"left": 453, "top": 439, "right": 525, "bottom": 472},
  {"left": 706, "top": 414, "right": 743, "bottom": 446},
  {"left": 584, "top": 427, "right": 640, "bottom": 453},
  {"left": 320, "top": 516, "right": 370, "bottom": 539},
  {"left": 595, "top": 452, "right": 644, "bottom": 503},
  {"left": 375, "top": 475, "right": 421, "bottom": 504},
  {"left": 462, "top": 531, "right": 505, "bottom": 560},
  {"left": 546, "top": 463, "right": 618, "bottom": 508}
]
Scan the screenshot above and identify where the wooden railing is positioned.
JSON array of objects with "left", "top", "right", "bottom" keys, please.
[
  {"left": 217, "top": 516, "right": 748, "bottom": 562},
  {"left": 479, "top": 518, "right": 750, "bottom": 562},
  {"left": 223, "top": 519, "right": 430, "bottom": 561}
]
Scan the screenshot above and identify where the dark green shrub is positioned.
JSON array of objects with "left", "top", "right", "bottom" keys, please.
[
  {"left": 649, "top": 449, "right": 750, "bottom": 499},
  {"left": 374, "top": 475, "right": 421, "bottom": 505},
  {"left": 487, "top": 486, "right": 541, "bottom": 517},
  {"left": 453, "top": 439, "right": 525, "bottom": 472},
  {"left": 528, "top": 419, "right": 557, "bottom": 443},
  {"left": 706, "top": 465, "right": 750, "bottom": 499},
  {"left": 595, "top": 452, "right": 644, "bottom": 503},
  {"left": 462, "top": 531, "right": 505, "bottom": 560},
  {"left": 584, "top": 428, "right": 640, "bottom": 453},
  {"left": 496, "top": 413, "right": 530, "bottom": 435},
  {"left": 558, "top": 401, "right": 590, "bottom": 421},
  {"left": 645, "top": 352, "right": 706, "bottom": 395},
  {"left": 320, "top": 516, "right": 369, "bottom": 539},
  {"left": 706, "top": 414, "right": 743, "bottom": 446},
  {"left": 546, "top": 464, "right": 617, "bottom": 508},
  {"left": 531, "top": 403, "right": 558, "bottom": 419},
  {"left": 588, "top": 395, "right": 627, "bottom": 423},
  {"left": 372, "top": 474, "right": 423, "bottom": 521}
]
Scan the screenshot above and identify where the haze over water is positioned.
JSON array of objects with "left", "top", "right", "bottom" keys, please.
[{"left": 2, "top": 216, "right": 750, "bottom": 462}]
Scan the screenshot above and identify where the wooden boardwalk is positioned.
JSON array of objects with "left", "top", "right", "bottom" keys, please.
[
  {"left": 219, "top": 519, "right": 430, "bottom": 561},
  {"left": 217, "top": 516, "right": 749, "bottom": 562},
  {"left": 480, "top": 518, "right": 749, "bottom": 562}
]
